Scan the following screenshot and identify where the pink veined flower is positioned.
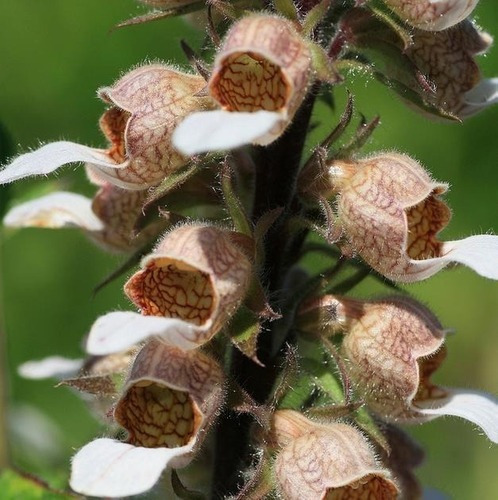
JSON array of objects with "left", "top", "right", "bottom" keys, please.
[
  {"left": 173, "top": 13, "right": 313, "bottom": 155},
  {"left": 70, "top": 338, "right": 224, "bottom": 498},
  {"left": 271, "top": 410, "right": 400, "bottom": 500},
  {"left": 0, "top": 64, "right": 211, "bottom": 189},
  {"left": 326, "top": 152, "right": 498, "bottom": 282},
  {"left": 382, "top": 0, "right": 480, "bottom": 31},
  {"left": 85, "top": 224, "right": 253, "bottom": 355}
]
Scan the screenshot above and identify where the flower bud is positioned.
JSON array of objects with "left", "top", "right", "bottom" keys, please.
[
  {"left": 406, "top": 22, "right": 496, "bottom": 118},
  {"left": 4, "top": 182, "right": 165, "bottom": 252},
  {"left": 172, "top": 14, "right": 312, "bottom": 155},
  {"left": 383, "top": 0, "right": 479, "bottom": 31},
  {"left": 272, "top": 410, "right": 399, "bottom": 500},
  {"left": 86, "top": 224, "right": 253, "bottom": 354},
  {"left": 333, "top": 295, "right": 498, "bottom": 442},
  {"left": 70, "top": 339, "right": 224, "bottom": 497},
  {"left": 0, "top": 65, "right": 211, "bottom": 189},
  {"left": 331, "top": 152, "right": 498, "bottom": 282}
]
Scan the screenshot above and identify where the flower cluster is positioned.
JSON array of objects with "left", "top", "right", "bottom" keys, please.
[{"left": 2, "top": 0, "right": 498, "bottom": 498}]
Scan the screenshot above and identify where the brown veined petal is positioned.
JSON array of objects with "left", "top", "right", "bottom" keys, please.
[
  {"left": 114, "top": 339, "right": 223, "bottom": 465},
  {"left": 125, "top": 224, "right": 252, "bottom": 342}
]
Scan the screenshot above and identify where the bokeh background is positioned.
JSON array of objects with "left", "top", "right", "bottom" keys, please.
[{"left": 0, "top": 1, "right": 497, "bottom": 498}]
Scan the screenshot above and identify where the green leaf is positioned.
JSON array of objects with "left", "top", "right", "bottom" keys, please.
[
  {"left": 93, "top": 241, "right": 154, "bottom": 295},
  {"left": 302, "top": 0, "right": 332, "bottom": 36},
  {"left": 57, "top": 374, "right": 117, "bottom": 396},
  {"left": 353, "top": 406, "right": 390, "bottom": 453},
  {"left": 0, "top": 469, "right": 74, "bottom": 499},
  {"left": 277, "top": 373, "right": 316, "bottom": 410},
  {"left": 273, "top": 0, "right": 299, "bottom": 21},
  {"left": 115, "top": 1, "right": 206, "bottom": 29},
  {"left": 221, "top": 162, "right": 253, "bottom": 236},
  {"left": 308, "top": 41, "right": 341, "bottom": 85},
  {"left": 301, "top": 357, "right": 344, "bottom": 403},
  {"left": 299, "top": 337, "right": 344, "bottom": 403},
  {"left": 138, "top": 162, "right": 203, "bottom": 230},
  {"left": 227, "top": 305, "right": 262, "bottom": 364}
]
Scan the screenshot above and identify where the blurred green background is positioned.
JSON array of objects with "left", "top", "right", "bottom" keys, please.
[{"left": 0, "top": 1, "right": 497, "bottom": 498}]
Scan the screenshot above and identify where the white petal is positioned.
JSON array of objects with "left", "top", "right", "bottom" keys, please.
[
  {"left": 18, "top": 356, "right": 83, "bottom": 380},
  {"left": 402, "top": 234, "right": 498, "bottom": 282},
  {"left": 86, "top": 311, "right": 205, "bottom": 355},
  {"left": 461, "top": 78, "right": 498, "bottom": 117},
  {"left": 70, "top": 438, "right": 191, "bottom": 497},
  {"left": 0, "top": 141, "right": 120, "bottom": 185},
  {"left": 4, "top": 192, "right": 105, "bottom": 231},
  {"left": 418, "top": 389, "right": 498, "bottom": 444},
  {"left": 172, "top": 110, "right": 284, "bottom": 155},
  {"left": 440, "top": 235, "right": 498, "bottom": 280}
]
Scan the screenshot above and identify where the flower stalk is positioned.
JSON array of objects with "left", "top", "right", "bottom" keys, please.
[{"left": 2, "top": 2, "right": 498, "bottom": 498}]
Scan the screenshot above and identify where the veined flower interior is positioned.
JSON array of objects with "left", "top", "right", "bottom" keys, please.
[
  {"left": 413, "top": 346, "right": 448, "bottom": 405},
  {"left": 325, "top": 475, "right": 398, "bottom": 500},
  {"left": 115, "top": 380, "right": 200, "bottom": 448},
  {"left": 99, "top": 107, "right": 131, "bottom": 163},
  {"left": 127, "top": 259, "right": 216, "bottom": 326},
  {"left": 212, "top": 51, "right": 289, "bottom": 112},
  {"left": 405, "top": 191, "right": 450, "bottom": 260}
]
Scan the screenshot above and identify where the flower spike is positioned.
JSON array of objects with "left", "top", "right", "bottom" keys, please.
[{"left": 86, "top": 224, "right": 252, "bottom": 354}]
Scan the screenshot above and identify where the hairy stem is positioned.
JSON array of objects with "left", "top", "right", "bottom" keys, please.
[{"left": 211, "top": 88, "right": 319, "bottom": 497}]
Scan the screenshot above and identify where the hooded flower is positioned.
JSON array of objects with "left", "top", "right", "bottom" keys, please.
[
  {"left": 0, "top": 65, "right": 211, "bottom": 189},
  {"left": 307, "top": 294, "right": 498, "bottom": 442},
  {"left": 70, "top": 338, "right": 224, "bottom": 497},
  {"left": 325, "top": 152, "right": 498, "bottom": 282},
  {"left": 3, "top": 181, "right": 166, "bottom": 252},
  {"left": 383, "top": 0, "right": 479, "bottom": 31},
  {"left": 173, "top": 14, "right": 312, "bottom": 155},
  {"left": 406, "top": 21, "right": 497, "bottom": 118},
  {"left": 271, "top": 410, "right": 399, "bottom": 500},
  {"left": 86, "top": 224, "right": 252, "bottom": 355}
]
